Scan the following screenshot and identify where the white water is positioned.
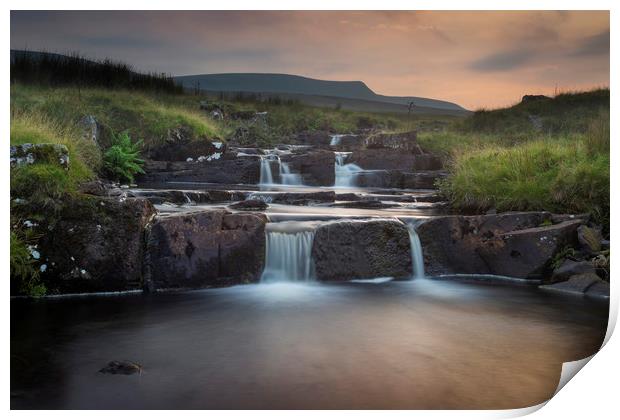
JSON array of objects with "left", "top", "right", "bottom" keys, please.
[
  {"left": 334, "top": 152, "right": 363, "bottom": 187},
  {"left": 330, "top": 134, "right": 343, "bottom": 146},
  {"left": 405, "top": 220, "right": 425, "bottom": 279},
  {"left": 260, "top": 150, "right": 304, "bottom": 186},
  {"left": 261, "top": 227, "right": 317, "bottom": 282},
  {"left": 259, "top": 155, "right": 274, "bottom": 185}
]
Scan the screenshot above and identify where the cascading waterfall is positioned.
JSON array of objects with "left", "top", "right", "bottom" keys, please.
[
  {"left": 259, "top": 155, "right": 274, "bottom": 185},
  {"left": 334, "top": 152, "right": 363, "bottom": 187},
  {"left": 330, "top": 134, "right": 343, "bottom": 146},
  {"left": 259, "top": 150, "right": 304, "bottom": 186},
  {"left": 261, "top": 228, "right": 317, "bottom": 282},
  {"left": 405, "top": 220, "right": 425, "bottom": 279}
]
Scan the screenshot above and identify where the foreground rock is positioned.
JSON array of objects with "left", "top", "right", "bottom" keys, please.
[
  {"left": 38, "top": 196, "right": 156, "bottom": 293},
  {"left": 348, "top": 149, "right": 442, "bottom": 171},
  {"left": 312, "top": 219, "right": 412, "bottom": 281},
  {"left": 416, "top": 212, "right": 584, "bottom": 279},
  {"left": 99, "top": 361, "right": 143, "bottom": 375},
  {"left": 145, "top": 210, "right": 267, "bottom": 290}
]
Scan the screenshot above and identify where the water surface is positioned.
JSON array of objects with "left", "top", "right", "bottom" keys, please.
[{"left": 11, "top": 279, "right": 608, "bottom": 409}]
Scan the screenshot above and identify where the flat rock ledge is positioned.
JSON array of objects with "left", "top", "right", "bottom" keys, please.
[{"left": 416, "top": 212, "right": 584, "bottom": 279}]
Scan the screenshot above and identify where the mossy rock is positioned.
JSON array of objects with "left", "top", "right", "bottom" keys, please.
[{"left": 10, "top": 143, "right": 69, "bottom": 169}]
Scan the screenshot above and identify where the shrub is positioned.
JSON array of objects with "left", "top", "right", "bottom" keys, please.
[
  {"left": 103, "top": 131, "right": 145, "bottom": 183},
  {"left": 10, "top": 229, "right": 46, "bottom": 297}
]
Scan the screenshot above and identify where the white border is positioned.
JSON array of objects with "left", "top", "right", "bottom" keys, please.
[{"left": 3, "top": 2, "right": 616, "bottom": 419}]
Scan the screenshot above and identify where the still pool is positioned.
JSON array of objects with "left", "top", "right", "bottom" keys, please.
[{"left": 11, "top": 279, "right": 608, "bottom": 409}]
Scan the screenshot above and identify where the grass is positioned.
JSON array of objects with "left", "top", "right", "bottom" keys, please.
[
  {"left": 420, "top": 92, "right": 610, "bottom": 230},
  {"left": 11, "top": 84, "right": 224, "bottom": 152}
]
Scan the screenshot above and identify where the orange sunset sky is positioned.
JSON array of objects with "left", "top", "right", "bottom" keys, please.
[{"left": 11, "top": 10, "right": 610, "bottom": 109}]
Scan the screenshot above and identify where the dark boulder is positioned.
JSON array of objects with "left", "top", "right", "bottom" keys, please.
[
  {"left": 229, "top": 199, "right": 269, "bottom": 211},
  {"left": 551, "top": 259, "right": 597, "bottom": 284},
  {"left": 331, "top": 200, "right": 400, "bottom": 209},
  {"left": 585, "top": 280, "right": 610, "bottom": 298},
  {"left": 539, "top": 273, "right": 601, "bottom": 295},
  {"left": 269, "top": 191, "right": 336, "bottom": 205},
  {"left": 137, "top": 155, "right": 261, "bottom": 185},
  {"left": 356, "top": 170, "right": 446, "bottom": 189},
  {"left": 281, "top": 150, "right": 335, "bottom": 186},
  {"left": 416, "top": 212, "right": 583, "bottom": 279},
  {"left": 99, "top": 361, "right": 143, "bottom": 375},
  {"left": 294, "top": 130, "right": 331, "bottom": 146},
  {"left": 38, "top": 196, "right": 156, "bottom": 293},
  {"left": 312, "top": 219, "right": 412, "bottom": 281},
  {"left": 145, "top": 210, "right": 267, "bottom": 290}
]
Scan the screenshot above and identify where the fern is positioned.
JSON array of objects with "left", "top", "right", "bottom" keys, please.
[{"left": 103, "top": 131, "right": 145, "bottom": 183}]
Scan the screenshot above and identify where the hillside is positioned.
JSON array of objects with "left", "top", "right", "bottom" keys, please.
[{"left": 173, "top": 73, "right": 469, "bottom": 115}]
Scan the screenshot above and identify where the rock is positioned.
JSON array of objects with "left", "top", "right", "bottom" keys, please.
[
  {"left": 312, "top": 219, "right": 412, "bottom": 281},
  {"left": 539, "top": 273, "right": 601, "bottom": 295},
  {"left": 229, "top": 199, "right": 269, "bottom": 211},
  {"left": 10, "top": 143, "right": 69, "bottom": 169},
  {"left": 137, "top": 155, "right": 261, "bottom": 185},
  {"left": 99, "top": 361, "right": 142, "bottom": 375},
  {"left": 364, "top": 131, "right": 422, "bottom": 152},
  {"left": 281, "top": 150, "right": 335, "bottom": 186},
  {"left": 415, "top": 212, "right": 582, "bottom": 278},
  {"left": 147, "top": 127, "right": 226, "bottom": 161},
  {"left": 230, "top": 110, "right": 257, "bottom": 120},
  {"left": 331, "top": 200, "right": 400, "bottom": 209},
  {"left": 78, "top": 180, "right": 110, "bottom": 196},
  {"left": 335, "top": 193, "right": 361, "bottom": 201},
  {"left": 577, "top": 225, "right": 603, "bottom": 253},
  {"left": 79, "top": 115, "right": 101, "bottom": 146},
  {"left": 128, "top": 190, "right": 211, "bottom": 205},
  {"left": 294, "top": 130, "right": 331, "bottom": 146},
  {"left": 145, "top": 210, "right": 267, "bottom": 290},
  {"left": 349, "top": 149, "right": 441, "bottom": 171},
  {"left": 355, "top": 170, "right": 447, "bottom": 189},
  {"left": 269, "top": 191, "right": 336, "bottom": 205},
  {"left": 551, "top": 259, "right": 597, "bottom": 283},
  {"left": 38, "top": 196, "right": 156, "bottom": 293},
  {"left": 585, "top": 280, "right": 610, "bottom": 298}
]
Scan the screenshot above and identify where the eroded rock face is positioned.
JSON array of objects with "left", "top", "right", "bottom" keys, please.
[
  {"left": 355, "top": 170, "right": 446, "bottom": 189},
  {"left": 38, "top": 196, "right": 156, "bottom": 293},
  {"left": 416, "top": 212, "right": 583, "bottom": 279},
  {"left": 138, "top": 155, "right": 261, "bottom": 185},
  {"left": 10, "top": 143, "right": 70, "bottom": 169},
  {"left": 312, "top": 219, "right": 412, "bottom": 281},
  {"left": 365, "top": 131, "right": 422, "bottom": 152},
  {"left": 147, "top": 127, "right": 226, "bottom": 161},
  {"left": 145, "top": 210, "right": 267, "bottom": 290},
  {"left": 282, "top": 150, "right": 335, "bottom": 186}
]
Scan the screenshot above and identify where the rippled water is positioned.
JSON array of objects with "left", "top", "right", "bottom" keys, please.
[{"left": 11, "top": 279, "right": 608, "bottom": 409}]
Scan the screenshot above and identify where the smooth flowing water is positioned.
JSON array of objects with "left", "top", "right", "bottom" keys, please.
[
  {"left": 11, "top": 279, "right": 607, "bottom": 409},
  {"left": 260, "top": 151, "right": 304, "bottom": 186},
  {"left": 405, "top": 220, "right": 425, "bottom": 279},
  {"left": 334, "top": 152, "right": 363, "bottom": 187},
  {"left": 260, "top": 222, "right": 317, "bottom": 282}
]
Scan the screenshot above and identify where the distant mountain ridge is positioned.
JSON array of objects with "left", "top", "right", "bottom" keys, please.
[{"left": 174, "top": 73, "right": 468, "bottom": 114}]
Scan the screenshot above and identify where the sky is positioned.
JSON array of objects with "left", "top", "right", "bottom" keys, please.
[{"left": 10, "top": 10, "right": 610, "bottom": 109}]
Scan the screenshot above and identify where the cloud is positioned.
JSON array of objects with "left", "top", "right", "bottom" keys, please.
[
  {"left": 570, "top": 30, "right": 610, "bottom": 57},
  {"left": 469, "top": 49, "right": 537, "bottom": 72}
]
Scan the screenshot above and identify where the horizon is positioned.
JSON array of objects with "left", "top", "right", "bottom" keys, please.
[{"left": 10, "top": 10, "right": 610, "bottom": 109}]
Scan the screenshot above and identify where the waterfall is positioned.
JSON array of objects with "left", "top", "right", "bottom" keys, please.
[
  {"left": 260, "top": 150, "right": 304, "bottom": 186},
  {"left": 334, "top": 152, "right": 363, "bottom": 187},
  {"left": 405, "top": 220, "right": 425, "bottom": 279},
  {"left": 330, "top": 134, "right": 343, "bottom": 146},
  {"left": 259, "top": 156, "right": 274, "bottom": 185},
  {"left": 280, "top": 161, "right": 303, "bottom": 185},
  {"left": 261, "top": 229, "right": 316, "bottom": 282}
]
